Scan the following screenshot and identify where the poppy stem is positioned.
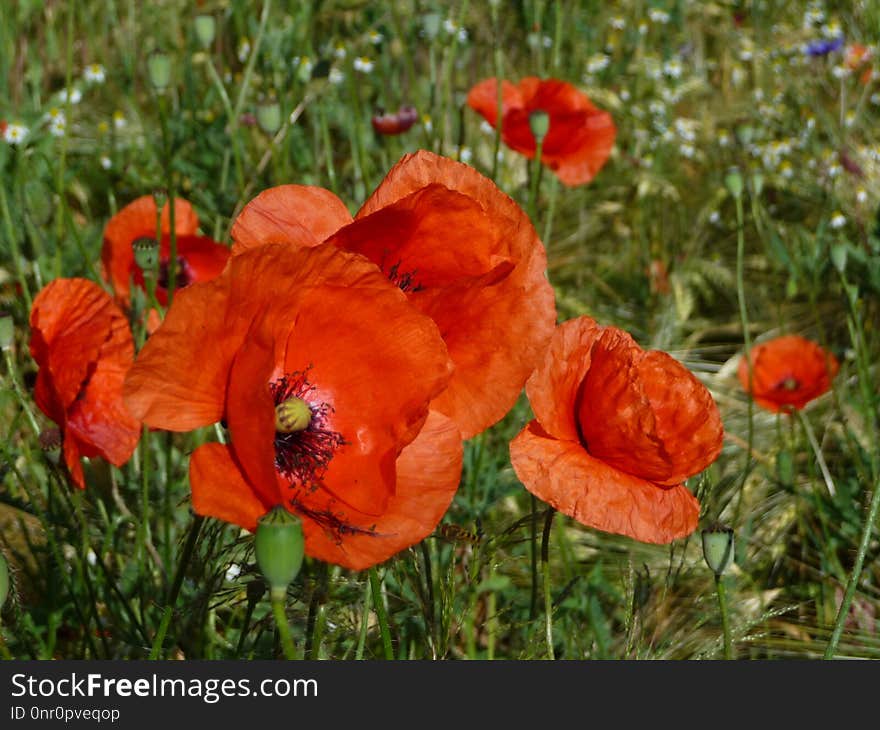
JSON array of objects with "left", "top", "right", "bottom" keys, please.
[
  {"left": 794, "top": 409, "right": 836, "bottom": 497},
  {"left": 733, "top": 192, "right": 754, "bottom": 521},
  {"left": 355, "top": 575, "right": 371, "bottom": 660},
  {"left": 541, "top": 507, "right": 556, "bottom": 659},
  {"left": 369, "top": 567, "right": 394, "bottom": 659},
  {"left": 490, "top": 3, "right": 504, "bottom": 182},
  {"left": 0, "top": 180, "right": 33, "bottom": 310},
  {"left": 529, "top": 495, "right": 539, "bottom": 620},
  {"left": 2, "top": 348, "right": 41, "bottom": 437},
  {"left": 149, "top": 514, "right": 203, "bottom": 659},
  {"left": 528, "top": 139, "right": 544, "bottom": 223},
  {"left": 714, "top": 573, "right": 733, "bottom": 659},
  {"left": 270, "top": 595, "right": 297, "bottom": 660}
]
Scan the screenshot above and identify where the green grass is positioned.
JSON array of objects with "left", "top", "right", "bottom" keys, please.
[{"left": 1, "top": 0, "right": 879, "bottom": 659}]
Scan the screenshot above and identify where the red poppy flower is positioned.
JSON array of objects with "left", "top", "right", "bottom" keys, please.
[
  {"left": 738, "top": 335, "right": 839, "bottom": 413},
  {"left": 466, "top": 77, "right": 616, "bottom": 186},
  {"left": 371, "top": 105, "right": 419, "bottom": 135},
  {"left": 101, "top": 195, "right": 229, "bottom": 308},
  {"left": 231, "top": 150, "right": 556, "bottom": 439},
  {"left": 29, "top": 278, "right": 141, "bottom": 488},
  {"left": 510, "top": 317, "right": 723, "bottom": 544},
  {"left": 124, "top": 243, "right": 462, "bottom": 570}
]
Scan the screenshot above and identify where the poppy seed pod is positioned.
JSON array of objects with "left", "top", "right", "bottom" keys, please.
[
  {"left": 132, "top": 237, "right": 159, "bottom": 275},
  {"left": 724, "top": 167, "right": 743, "bottom": 198},
  {"left": 528, "top": 110, "right": 550, "bottom": 143},
  {"left": 702, "top": 525, "right": 735, "bottom": 576},
  {"left": 0, "top": 314, "right": 13, "bottom": 351},
  {"left": 194, "top": 15, "right": 216, "bottom": 49},
  {"left": 274, "top": 396, "right": 312, "bottom": 433},
  {"left": 0, "top": 550, "right": 8, "bottom": 608},
  {"left": 256, "top": 98, "right": 282, "bottom": 135},
  {"left": 255, "top": 507, "right": 305, "bottom": 601},
  {"left": 147, "top": 50, "right": 173, "bottom": 91}
]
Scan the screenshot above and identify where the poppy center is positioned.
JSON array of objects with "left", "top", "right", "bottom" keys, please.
[
  {"left": 779, "top": 377, "right": 800, "bottom": 392},
  {"left": 270, "top": 369, "right": 346, "bottom": 491},
  {"left": 157, "top": 256, "right": 192, "bottom": 291},
  {"left": 385, "top": 260, "right": 424, "bottom": 293}
]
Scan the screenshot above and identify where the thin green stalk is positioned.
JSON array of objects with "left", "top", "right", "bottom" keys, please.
[
  {"left": 734, "top": 192, "right": 754, "bottom": 521},
  {"left": 795, "top": 409, "right": 836, "bottom": 497},
  {"left": 490, "top": 3, "right": 504, "bottom": 182},
  {"left": 54, "top": 0, "right": 75, "bottom": 244},
  {"left": 204, "top": 59, "right": 244, "bottom": 194},
  {"left": 529, "top": 495, "right": 538, "bottom": 620},
  {"left": 3, "top": 349, "right": 41, "bottom": 436},
  {"left": 715, "top": 574, "right": 733, "bottom": 659},
  {"left": 270, "top": 595, "right": 297, "bottom": 660},
  {"left": 369, "top": 567, "right": 394, "bottom": 660},
  {"left": 355, "top": 576, "right": 372, "bottom": 660},
  {"left": 541, "top": 507, "right": 556, "bottom": 659},
  {"left": 542, "top": 176, "right": 559, "bottom": 245},
  {"left": 318, "top": 104, "right": 338, "bottom": 194},
  {"left": 0, "top": 181, "right": 32, "bottom": 309},
  {"left": 528, "top": 139, "right": 544, "bottom": 222},
  {"left": 149, "top": 514, "right": 204, "bottom": 659}
]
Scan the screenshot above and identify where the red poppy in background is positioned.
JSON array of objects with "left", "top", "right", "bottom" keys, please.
[
  {"left": 124, "top": 244, "right": 461, "bottom": 570},
  {"left": 510, "top": 317, "right": 723, "bottom": 544},
  {"left": 101, "top": 195, "right": 229, "bottom": 308},
  {"left": 466, "top": 77, "right": 616, "bottom": 186},
  {"left": 29, "top": 278, "right": 141, "bottom": 488},
  {"left": 372, "top": 105, "right": 418, "bottom": 135},
  {"left": 231, "top": 150, "right": 556, "bottom": 439},
  {"left": 738, "top": 335, "right": 839, "bottom": 413}
]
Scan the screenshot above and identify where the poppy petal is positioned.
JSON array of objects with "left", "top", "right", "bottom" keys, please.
[
  {"left": 124, "top": 274, "right": 239, "bottom": 430},
  {"left": 296, "top": 410, "right": 463, "bottom": 570},
  {"left": 465, "top": 77, "right": 524, "bottom": 127},
  {"left": 190, "top": 443, "right": 269, "bottom": 531},
  {"left": 578, "top": 328, "right": 723, "bottom": 486},
  {"left": 173, "top": 235, "right": 231, "bottom": 283},
  {"left": 510, "top": 421, "right": 700, "bottom": 544},
  {"left": 525, "top": 316, "right": 604, "bottom": 442},
  {"left": 231, "top": 185, "right": 353, "bottom": 254}
]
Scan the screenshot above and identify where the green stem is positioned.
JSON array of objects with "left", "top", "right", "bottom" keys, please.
[
  {"left": 54, "top": 0, "right": 75, "bottom": 245},
  {"left": 529, "top": 495, "right": 538, "bottom": 620},
  {"left": 270, "top": 594, "right": 297, "bottom": 660},
  {"left": 490, "top": 4, "right": 504, "bottom": 182},
  {"left": 542, "top": 176, "right": 559, "bottom": 245},
  {"left": 734, "top": 192, "right": 754, "bottom": 521},
  {"left": 355, "top": 576, "right": 372, "bottom": 660},
  {"left": 795, "top": 409, "right": 837, "bottom": 498},
  {"left": 824, "top": 470, "right": 880, "bottom": 658},
  {"left": 149, "top": 514, "right": 203, "bottom": 659},
  {"left": 715, "top": 574, "right": 733, "bottom": 659},
  {"left": 0, "top": 181, "right": 32, "bottom": 309},
  {"left": 541, "top": 507, "right": 555, "bottom": 659},
  {"left": 528, "top": 139, "right": 544, "bottom": 222},
  {"left": 3, "top": 349, "right": 41, "bottom": 437},
  {"left": 205, "top": 59, "right": 244, "bottom": 195},
  {"left": 369, "top": 567, "right": 394, "bottom": 659}
]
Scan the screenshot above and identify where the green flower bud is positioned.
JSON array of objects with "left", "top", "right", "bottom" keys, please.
[
  {"left": 735, "top": 124, "right": 754, "bottom": 146},
  {"left": 147, "top": 50, "right": 173, "bottom": 91},
  {"left": 255, "top": 507, "right": 304, "bottom": 602},
  {"left": 529, "top": 110, "right": 550, "bottom": 143},
  {"left": 132, "top": 237, "right": 159, "bottom": 275},
  {"left": 0, "top": 551, "right": 8, "bottom": 608},
  {"left": 256, "top": 98, "right": 282, "bottom": 136},
  {"left": 274, "top": 396, "right": 312, "bottom": 433},
  {"left": 422, "top": 13, "right": 441, "bottom": 41},
  {"left": 194, "top": 15, "right": 216, "bottom": 49},
  {"left": 0, "top": 314, "right": 13, "bottom": 351},
  {"left": 830, "top": 243, "right": 847, "bottom": 274},
  {"left": 750, "top": 172, "right": 764, "bottom": 196},
  {"left": 702, "top": 525, "right": 735, "bottom": 576},
  {"left": 724, "top": 167, "right": 743, "bottom": 199}
]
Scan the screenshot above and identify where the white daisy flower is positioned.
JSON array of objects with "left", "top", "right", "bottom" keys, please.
[
  {"left": 829, "top": 212, "right": 846, "bottom": 229},
  {"left": 84, "top": 63, "right": 106, "bottom": 84},
  {"left": 353, "top": 56, "right": 374, "bottom": 73}
]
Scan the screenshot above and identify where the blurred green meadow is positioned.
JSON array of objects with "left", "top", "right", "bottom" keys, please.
[{"left": 1, "top": 0, "right": 879, "bottom": 659}]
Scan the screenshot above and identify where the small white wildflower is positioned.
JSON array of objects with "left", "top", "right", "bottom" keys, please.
[
  {"left": 443, "top": 18, "right": 458, "bottom": 34},
  {"left": 871, "top": 92, "right": 880, "bottom": 105},
  {"left": 44, "top": 107, "right": 65, "bottom": 123},
  {"left": 753, "top": 88, "right": 765, "bottom": 102},
  {"left": 638, "top": 21, "right": 648, "bottom": 35},
  {"left": 731, "top": 66, "right": 746, "bottom": 87},
  {"left": 237, "top": 38, "right": 251, "bottom": 63},
  {"left": 679, "top": 143, "right": 696, "bottom": 158},
  {"left": 648, "top": 9, "right": 670, "bottom": 24},
  {"left": 49, "top": 118, "right": 66, "bottom": 137},
  {"left": 718, "top": 130, "right": 730, "bottom": 147},
  {"left": 648, "top": 100, "right": 666, "bottom": 117},
  {"left": 86, "top": 549, "right": 98, "bottom": 566},
  {"left": 661, "top": 87, "right": 682, "bottom": 104},
  {"left": 368, "top": 30, "right": 384, "bottom": 45},
  {"left": 542, "top": 35, "right": 552, "bottom": 49},
  {"left": 829, "top": 212, "right": 846, "bottom": 229},
  {"left": 674, "top": 118, "right": 697, "bottom": 142},
  {"left": 831, "top": 65, "right": 850, "bottom": 80},
  {"left": 856, "top": 188, "right": 868, "bottom": 203},
  {"left": 821, "top": 21, "right": 842, "bottom": 39},
  {"left": 586, "top": 53, "right": 610, "bottom": 74},
  {"left": 458, "top": 146, "right": 473, "bottom": 163},
  {"left": 353, "top": 56, "right": 374, "bottom": 73},
  {"left": 100, "top": 155, "right": 112, "bottom": 169},
  {"left": 631, "top": 105, "right": 644, "bottom": 119},
  {"left": 740, "top": 48, "right": 754, "bottom": 62},
  {"left": 709, "top": 211, "right": 721, "bottom": 225},
  {"left": 328, "top": 67, "right": 345, "bottom": 85},
  {"left": 780, "top": 161, "right": 794, "bottom": 179},
  {"left": 643, "top": 56, "right": 663, "bottom": 80},
  {"left": 113, "top": 110, "right": 126, "bottom": 129},
  {"left": 333, "top": 44, "right": 347, "bottom": 60},
  {"left": 620, "top": 89, "right": 630, "bottom": 102},
  {"left": 457, "top": 28, "right": 468, "bottom": 43},
  {"left": 845, "top": 111, "right": 856, "bottom": 127},
  {"left": 422, "top": 114, "right": 433, "bottom": 133},
  {"left": 84, "top": 63, "right": 106, "bottom": 84},
  {"left": 225, "top": 563, "right": 242, "bottom": 582},
  {"left": 663, "top": 59, "right": 683, "bottom": 79},
  {"left": 58, "top": 87, "right": 82, "bottom": 105},
  {"left": 610, "top": 16, "right": 626, "bottom": 30},
  {"left": 828, "top": 164, "right": 842, "bottom": 178}
]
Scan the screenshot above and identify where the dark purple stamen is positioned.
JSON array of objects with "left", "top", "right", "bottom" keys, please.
[
  {"left": 157, "top": 256, "right": 192, "bottom": 291},
  {"left": 289, "top": 494, "right": 380, "bottom": 545},
  {"left": 385, "top": 260, "right": 425, "bottom": 293}
]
